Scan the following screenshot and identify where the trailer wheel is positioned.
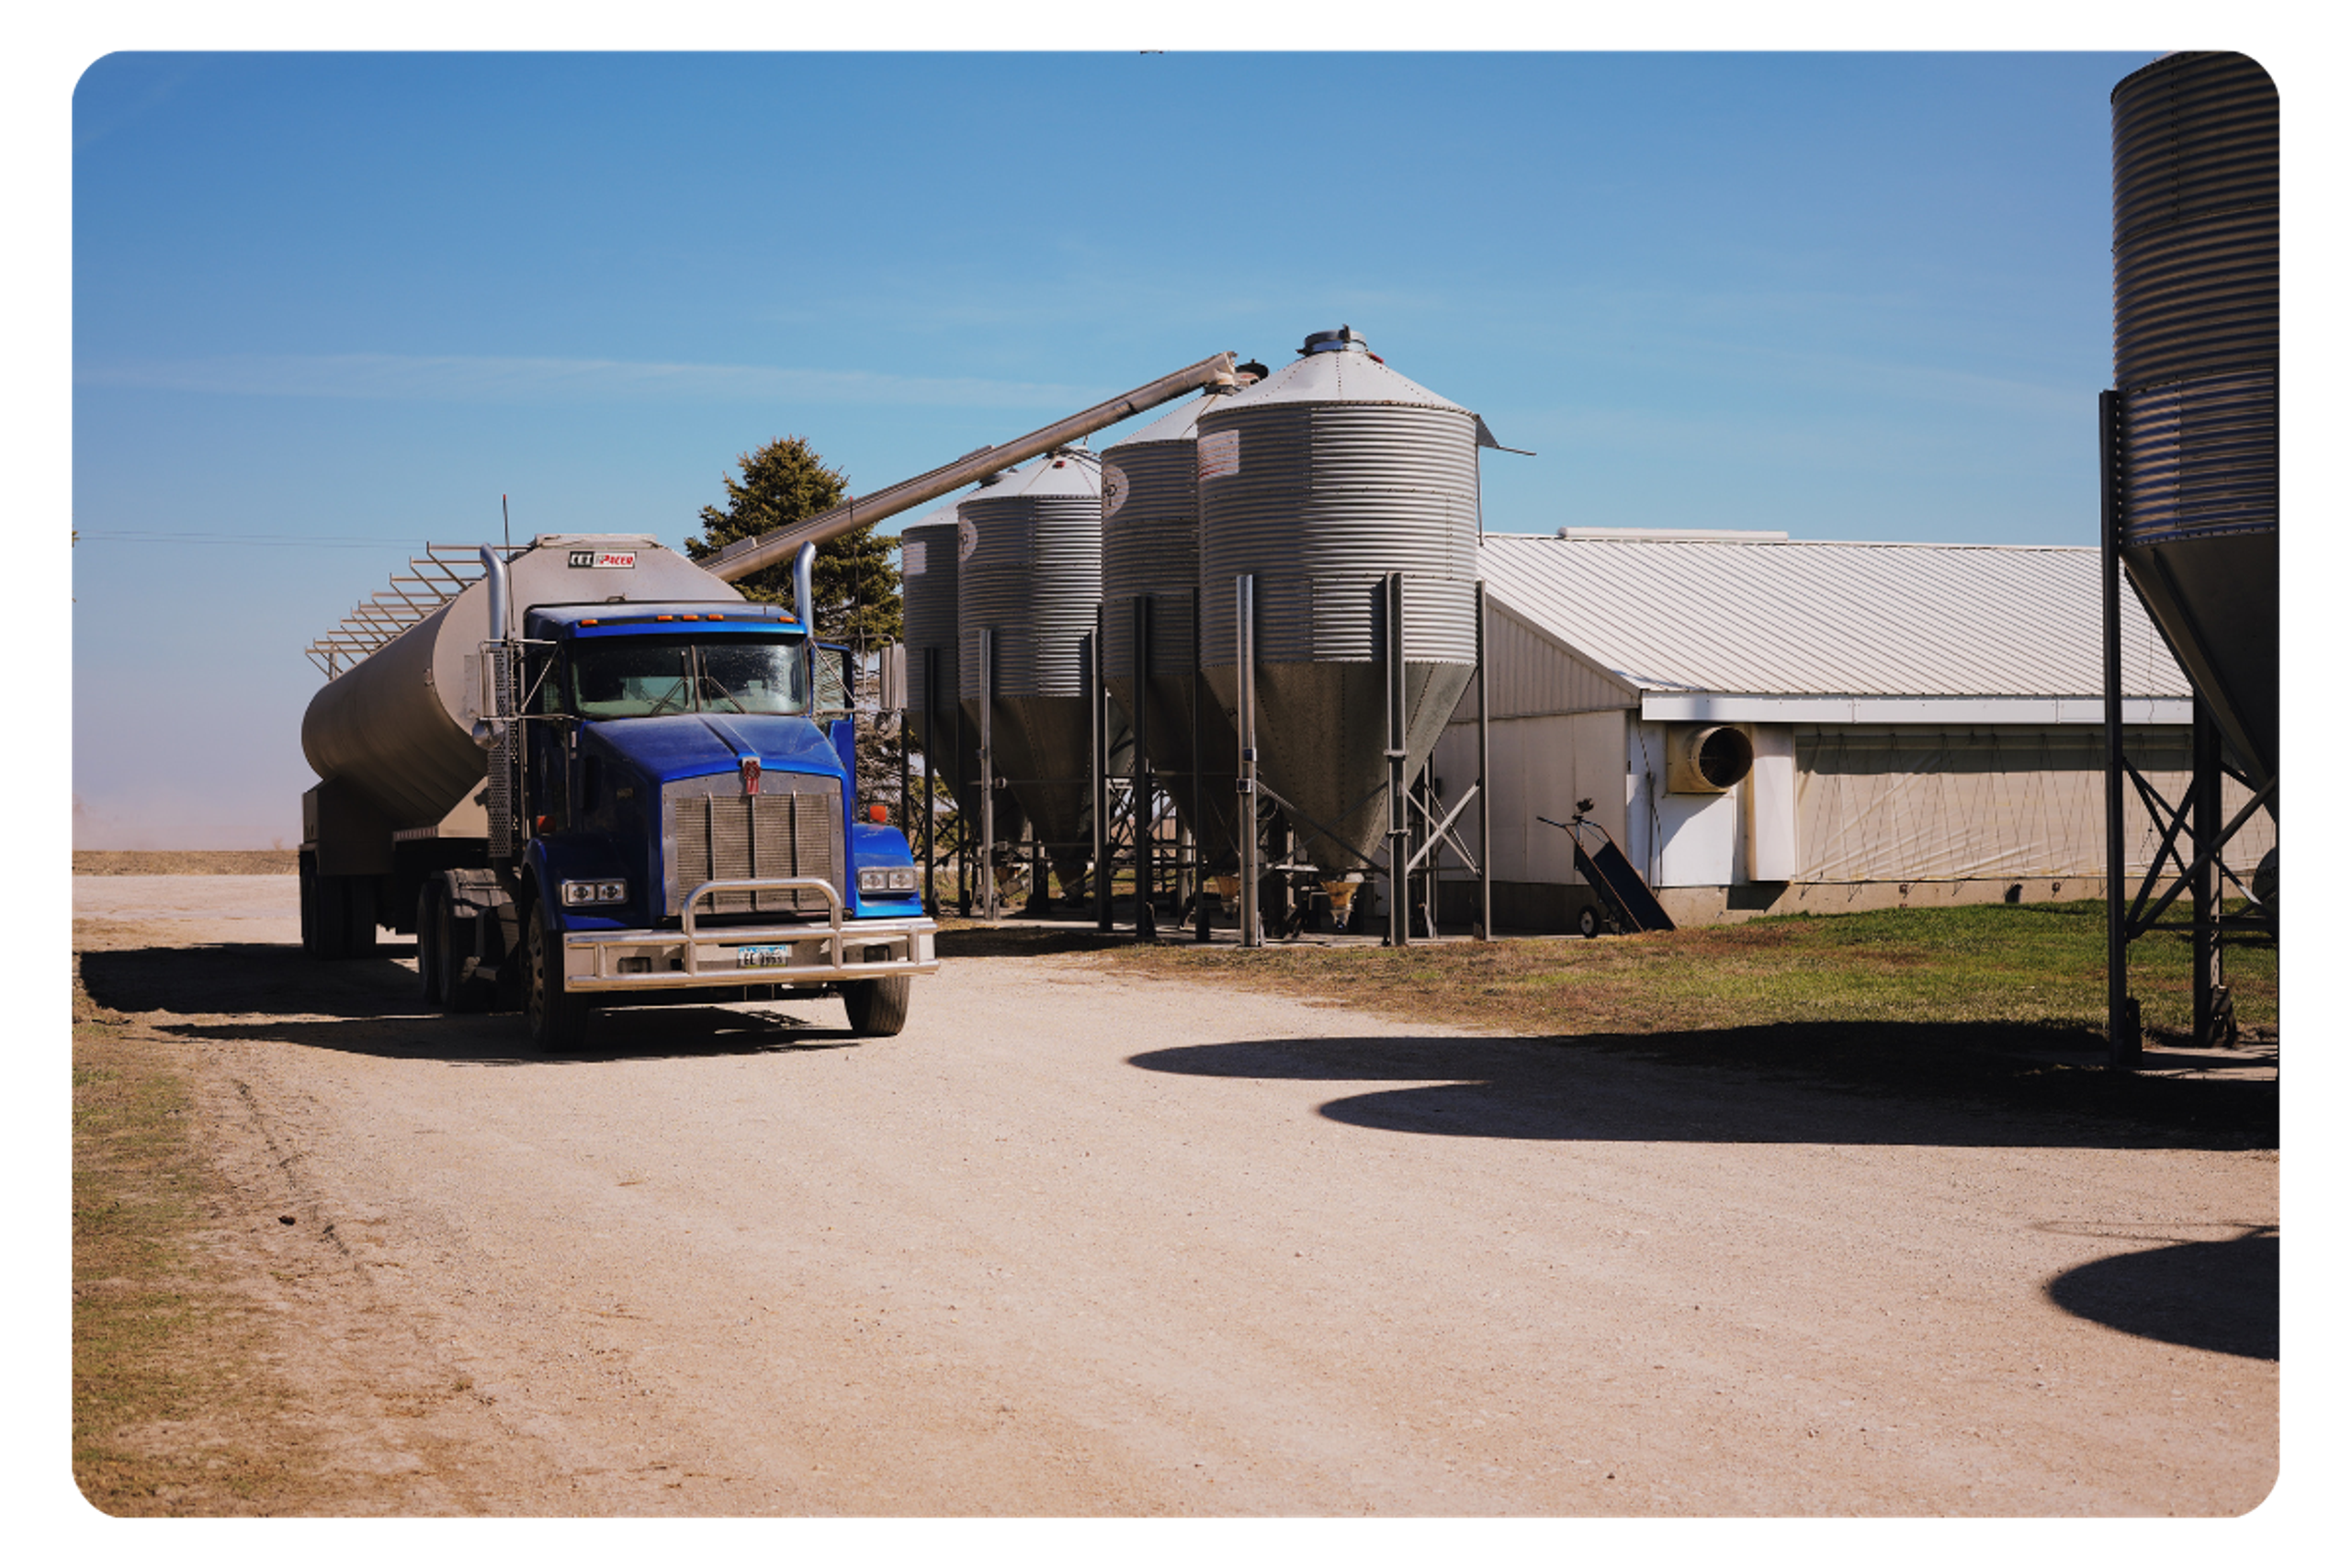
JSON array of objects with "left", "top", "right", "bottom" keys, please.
[
  {"left": 416, "top": 888, "right": 442, "bottom": 1001},
  {"left": 299, "top": 852, "right": 319, "bottom": 957},
  {"left": 340, "top": 875, "right": 379, "bottom": 960},
  {"left": 306, "top": 864, "right": 356, "bottom": 960},
  {"left": 1577, "top": 905, "right": 1601, "bottom": 940},
  {"left": 524, "top": 912, "right": 590, "bottom": 1054},
  {"left": 842, "top": 976, "right": 910, "bottom": 1037}
]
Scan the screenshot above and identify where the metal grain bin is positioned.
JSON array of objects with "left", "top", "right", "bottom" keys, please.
[
  {"left": 302, "top": 535, "right": 736, "bottom": 829},
  {"left": 1102, "top": 389, "right": 1246, "bottom": 869},
  {"left": 900, "top": 508, "right": 1024, "bottom": 845},
  {"left": 1196, "top": 327, "right": 1482, "bottom": 874},
  {"left": 2111, "top": 51, "right": 2278, "bottom": 784},
  {"left": 958, "top": 450, "right": 1106, "bottom": 896}
]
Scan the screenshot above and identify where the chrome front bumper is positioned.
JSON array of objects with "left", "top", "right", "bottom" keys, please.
[{"left": 560, "top": 875, "right": 938, "bottom": 994}]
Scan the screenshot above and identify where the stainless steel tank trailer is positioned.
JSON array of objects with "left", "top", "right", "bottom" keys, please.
[
  {"left": 297, "top": 353, "right": 1246, "bottom": 1049},
  {"left": 300, "top": 536, "right": 936, "bottom": 1052}
]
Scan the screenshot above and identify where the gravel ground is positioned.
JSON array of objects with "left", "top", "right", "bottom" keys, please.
[{"left": 72, "top": 875, "right": 2278, "bottom": 1516}]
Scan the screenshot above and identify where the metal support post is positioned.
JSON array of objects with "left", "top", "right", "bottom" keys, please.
[
  {"left": 952, "top": 660, "right": 971, "bottom": 917},
  {"left": 1133, "top": 594, "right": 1157, "bottom": 941},
  {"left": 897, "top": 694, "right": 911, "bottom": 852},
  {"left": 1418, "top": 764, "right": 1438, "bottom": 940},
  {"left": 2193, "top": 694, "right": 2235, "bottom": 1048},
  {"left": 1476, "top": 579, "right": 1492, "bottom": 942},
  {"left": 1238, "top": 574, "right": 1261, "bottom": 950},
  {"left": 1091, "top": 615, "right": 1111, "bottom": 932},
  {"left": 2100, "top": 390, "right": 2140, "bottom": 1067},
  {"left": 1385, "top": 572, "right": 1408, "bottom": 949},
  {"left": 1192, "top": 586, "right": 1212, "bottom": 943},
  {"left": 922, "top": 647, "right": 939, "bottom": 917},
  {"left": 979, "top": 626, "right": 998, "bottom": 923}
]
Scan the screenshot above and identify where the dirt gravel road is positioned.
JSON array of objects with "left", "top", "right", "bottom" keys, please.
[{"left": 73, "top": 876, "right": 2278, "bottom": 1516}]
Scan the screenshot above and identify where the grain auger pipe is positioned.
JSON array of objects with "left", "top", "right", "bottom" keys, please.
[{"left": 704, "top": 351, "right": 1243, "bottom": 583}]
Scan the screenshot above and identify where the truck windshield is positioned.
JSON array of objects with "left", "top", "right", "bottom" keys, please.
[{"left": 569, "top": 637, "right": 810, "bottom": 719}]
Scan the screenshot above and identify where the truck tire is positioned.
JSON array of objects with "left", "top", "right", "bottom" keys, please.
[
  {"left": 307, "top": 864, "right": 354, "bottom": 960},
  {"left": 524, "top": 911, "right": 590, "bottom": 1054},
  {"left": 418, "top": 882, "right": 488, "bottom": 1012},
  {"left": 437, "top": 897, "right": 492, "bottom": 1013},
  {"left": 842, "top": 976, "right": 910, "bottom": 1037},
  {"left": 300, "top": 860, "right": 324, "bottom": 959}
]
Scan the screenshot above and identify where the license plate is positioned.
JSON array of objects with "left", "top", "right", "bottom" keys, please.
[{"left": 735, "top": 944, "right": 793, "bottom": 969}]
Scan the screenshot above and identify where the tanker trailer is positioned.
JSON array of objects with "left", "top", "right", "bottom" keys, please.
[{"left": 299, "top": 534, "right": 937, "bottom": 1052}]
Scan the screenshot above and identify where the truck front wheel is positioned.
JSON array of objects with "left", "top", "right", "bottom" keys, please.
[
  {"left": 524, "top": 913, "right": 591, "bottom": 1054},
  {"left": 842, "top": 976, "right": 911, "bottom": 1037}
]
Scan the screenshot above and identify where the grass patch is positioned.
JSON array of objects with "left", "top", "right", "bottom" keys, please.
[
  {"left": 1091, "top": 900, "right": 2277, "bottom": 1140},
  {"left": 72, "top": 964, "right": 313, "bottom": 1514},
  {"left": 74, "top": 850, "right": 297, "bottom": 876}
]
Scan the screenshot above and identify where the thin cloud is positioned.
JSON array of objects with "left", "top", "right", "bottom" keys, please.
[{"left": 74, "top": 353, "right": 1103, "bottom": 409}]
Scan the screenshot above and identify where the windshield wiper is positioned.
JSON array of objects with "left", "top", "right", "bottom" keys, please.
[
  {"left": 641, "top": 679, "right": 692, "bottom": 717},
  {"left": 697, "top": 671, "right": 750, "bottom": 714}
]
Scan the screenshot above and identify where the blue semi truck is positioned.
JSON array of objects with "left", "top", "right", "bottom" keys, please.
[
  {"left": 297, "top": 352, "right": 1244, "bottom": 1050},
  {"left": 300, "top": 535, "right": 934, "bottom": 1052}
]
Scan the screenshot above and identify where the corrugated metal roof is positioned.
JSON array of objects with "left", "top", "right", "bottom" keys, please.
[{"left": 1477, "top": 534, "right": 2189, "bottom": 701}]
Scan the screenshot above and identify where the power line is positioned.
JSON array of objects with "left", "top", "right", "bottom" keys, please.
[{"left": 76, "top": 530, "right": 501, "bottom": 548}]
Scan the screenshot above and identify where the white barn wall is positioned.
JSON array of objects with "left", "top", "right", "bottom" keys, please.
[
  {"left": 1437, "top": 709, "right": 2277, "bottom": 928},
  {"left": 1793, "top": 726, "right": 2276, "bottom": 884}
]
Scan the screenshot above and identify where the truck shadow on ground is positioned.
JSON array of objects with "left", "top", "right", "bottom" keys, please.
[
  {"left": 933, "top": 924, "right": 1134, "bottom": 958},
  {"left": 1127, "top": 1030, "right": 2277, "bottom": 1151},
  {"left": 77, "top": 942, "right": 872, "bottom": 1063},
  {"left": 2040, "top": 1226, "right": 2278, "bottom": 1359}
]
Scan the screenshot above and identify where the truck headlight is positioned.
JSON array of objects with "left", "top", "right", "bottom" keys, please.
[
  {"left": 857, "top": 867, "right": 917, "bottom": 894},
  {"left": 561, "top": 879, "right": 628, "bottom": 907}
]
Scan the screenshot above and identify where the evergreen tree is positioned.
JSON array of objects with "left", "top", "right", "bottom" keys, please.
[
  {"left": 686, "top": 434, "right": 913, "bottom": 829},
  {"left": 684, "top": 435, "right": 903, "bottom": 649}
]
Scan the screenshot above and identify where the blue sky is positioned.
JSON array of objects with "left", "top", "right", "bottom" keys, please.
[{"left": 74, "top": 51, "right": 2155, "bottom": 846}]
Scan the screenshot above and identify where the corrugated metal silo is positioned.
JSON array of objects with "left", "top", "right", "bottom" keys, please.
[
  {"left": 1102, "top": 388, "right": 1246, "bottom": 871},
  {"left": 2110, "top": 51, "right": 2278, "bottom": 785},
  {"left": 958, "top": 449, "right": 1105, "bottom": 897},
  {"left": 900, "top": 508, "right": 1023, "bottom": 847},
  {"left": 1197, "top": 327, "right": 1483, "bottom": 874}
]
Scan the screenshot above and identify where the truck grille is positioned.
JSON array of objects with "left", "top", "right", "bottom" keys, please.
[{"left": 663, "top": 773, "right": 844, "bottom": 917}]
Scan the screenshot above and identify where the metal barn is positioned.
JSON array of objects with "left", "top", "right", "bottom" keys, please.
[{"left": 1432, "top": 530, "right": 2277, "bottom": 931}]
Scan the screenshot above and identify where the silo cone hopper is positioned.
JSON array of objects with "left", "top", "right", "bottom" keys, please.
[
  {"left": 2119, "top": 531, "right": 2277, "bottom": 788},
  {"left": 1208, "top": 650, "right": 1473, "bottom": 875}
]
